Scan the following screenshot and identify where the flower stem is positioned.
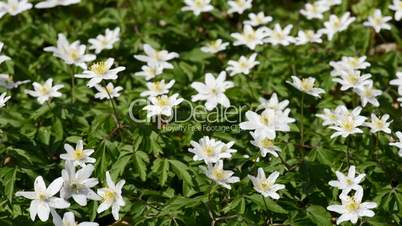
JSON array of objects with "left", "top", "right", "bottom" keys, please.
[
  {"left": 103, "top": 82, "right": 122, "bottom": 128},
  {"left": 71, "top": 67, "right": 76, "bottom": 103},
  {"left": 261, "top": 194, "right": 270, "bottom": 225},
  {"left": 300, "top": 93, "right": 305, "bottom": 160},
  {"left": 346, "top": 137, "right": 351, "bottom": 167}
]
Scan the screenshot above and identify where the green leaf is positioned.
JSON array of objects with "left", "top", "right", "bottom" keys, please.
[
  {"left": 133, "top": 151, "right": 149, "bottom": 181},
  {"left": 168, "top": 159, "right": 193, "bottom": 186},
  {"left": 306, "top": 205, "right": 332, "bottom": 226},
  {"left": 246, "top": 194, "right": 287, "bottom": 214}
]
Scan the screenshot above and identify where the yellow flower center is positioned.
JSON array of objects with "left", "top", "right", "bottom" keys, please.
[
  {"left": 152, "top": 82, "right": 163, "bottom": 92},
  {"left": 39, "top": 85, "right": 50, "bottom": 96},
  {"left": 345, "top": 199, "right": 360, "bottom": 212},
  {"left": 212, "top": 169, "right": 225, "bottom": 180},
  {"left": 244, "top": 31, "right": 256, "bottom": 42},
  {"left": 69, "top": 50, "right": 80, "bottom": 61},
  {"left": 272, "top": 32, "right": 285, "bottom": 41},
  {"left": 345, "top": 178, "right": 354, "bottom": 185},
  {"left": 374, "top": 119, "right": 384, "bottom": 128},
  {"left": 342, "top": 119, "right": 354, "bottom": 132},
  {"left": 346, "top": 74, "right": 359, "bottom": 85},
  {"left": 38, "top": 192, "right": 47, "bottom": 201},
  {"left": 156, "top": 96, "right": 169, "bottom": 107},
  {"left": 260, "top": 115, "right": 271, "bottom": 126},
  {"left": 300, "top": 79, "right": 314, "bottom": 91},
  {"left": 194, "top": 0, "right": 204, "bottom": 7},
  {"left": 349, "top": 58, "right": 360, "bottom": 68},
  {"left": 259, "top": 181, "right": 272, "bottom": 191},
  {"left": 203, "top": 146, "right": 215, "bottom": 157},
  {"left": 363, "top": 88, "right": 373, "bottom": 97},
  {"left": 73, "top": 149, "right": 85, "bottom": 160},
  {"left": 90, "top": 61, "right": 108, "bottom": 75},
  {"left": 260, "top": 138, "right": 273, "bottom": 149},
  {"left": 103, "top": 189, "right": 116, "bottom": 202}
]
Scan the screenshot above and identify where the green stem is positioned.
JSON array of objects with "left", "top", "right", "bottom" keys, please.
[
  {"left": 102, "top": 81, "right": 122, "bottom": 128},
  {"left": 346, "top": 137, "right": 351, "bottom": 167},
  {"left": 261, "top": 194, "right": 270, "bottom": 225},
  {"left": 300, "top": 93, "right": 305, "bottom": 160},
  {"left": 71, "top": 67, "right": 76, "bottom": 103}
]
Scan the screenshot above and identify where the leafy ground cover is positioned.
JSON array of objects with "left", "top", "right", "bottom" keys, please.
[{"left": 0, "top": 0, "right": 402, "bottom": 225}]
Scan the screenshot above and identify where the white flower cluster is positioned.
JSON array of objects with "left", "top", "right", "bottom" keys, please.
[
  {"left": 327, "top": 165, "right": 377, "bottom": 225},
  {"left": 34, "top": 29, "right": 122, "bottom": 102},
  {"left": 16, "top": 140, "right": 125, "bottom": 224},
  {"left": 134, "top": 44, "right": 183, "bottom": 118},
  {"left": 330, "top": 56, "right": 382, "bottom": 107},
  {"left": 0, "top": 0, "right": 80, "bottom": 18},
  {"left": 188, "top": 136, "right": 285, "bottom": 199},
  {"left": 240, "top": 93, "right": 295, "bottom": 156}
]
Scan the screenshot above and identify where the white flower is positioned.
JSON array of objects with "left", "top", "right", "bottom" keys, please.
[
  {"left": 330, "top": 56, "right": 371, "bottom": 76},
  {"left": 240, "top": 108, "right": 295, "bottom": 139},
  {"left": 327, "top": 189, "right": 377, "bottom": 225},
  {"left": 389, "top": 131, "right": 402, "bottom": 157},
  {"left": 220, "top": 141, "right": 237, "bottom": 157},
  {"left": 35, "top": 0, "right": 80, "bottom": 9},
  {"left": 0, "top": 74, "right": 30, "bottom": 89},
  {"left": 191, "top": 71, "right": 234, "bottom": 110},
  {"left": 390, "top": 71, "right": 402, "bottom": 95},
  {"left": 15, "top": 176, "right": 70, "bottom": 222},
  {"left": 249, "top": 168, "right": 285, "bottom": 199},
  {"left": 329, "top": 165, "right": 365, "bottom": 196},
  {"left": 134, "top": 44, "right": 179, "bottom": 70},
  {"left": 227, "top": 0, "right": 252, "bottom": 14},
  {"left": 287, "top": 76, "right": 325, "bottom": 98},
  {"left": 44, "top": 34, "right": 96, "bottom": 69},
  {"left": 75, "top": 58, "right": 125, "bottom": 87},
  {"left": 317, "top": 0, "right": 341, "bottom": 8},
  {"left": 188, "top": 136, "right": 234, "bottom": 163},
  {"left": 389, "top": 0, "right": 402, "bottom": 21},
  {"left": 97, "top": 171, "right": 125, "bottom": 221},
  {"left": 94, "top": 82, "right": 123, "bottom": 100},
  {"left": 295, "top": 30, "right": 322, "bottom": 45},
  {"left": 257, "top": 93, "right": 289, "bottom": 112},
  {"left": 364, "top": 114, "right": 391, "bottom": 134},
  {"left": 0, "top": 42, "right": 10, "bottom": 64},
  {"left": 60, "top": 161, "right": 100, "bottom": 206},
  {"left": 88, "top": 27, "right": 120, "bottom": 54},
  {"left": 25, "top": 79, "right": 64, "bottom": 104},
  {"left": 135, "top": 64, "right": 164, "bottom": 81},
  {"left": 354, "top": 81, "right": 382, "bottom": 107},
  {"left": 202, "top": 160, "right": 240, "bottom": 189},
  {"left": 60, "top": 140, "right": 96, "bottom": 167},
  {"left": 0, "top": 92, "right": 11, "bottom": 108},
  {"left": 329, "top": 107, "right": 366, "bottom": 138},
  {"left": 181, "top": 0, "right": 213, "bottom": 16},
  {"left": 52, "top": 211, "right": 98, "bottom": 226},
  {"left": 250, "top": 132, "right": 281, "bottom": 157},
  {"left": 226, "top": 53, "right": 259, "bottom": 76},
  {"left": 0, "top": 0, "right": 32, "bottom": 17},
  {"left": 143, "top": 93, "right": 183, "bottom": 117},
  {"left": 316, "top": 106, "right": 348, "bottom": 126},
  {"left": 200, "top": 39, "right": 229, "bottom": 54},
  {"left": 244, "top": 12, "right": 272, "bottom": 26},
  {"left": 141, "top": 80, "right": 175, "bottom": 97},
  {"left": 300, "top": 2, "right": 328, "bottom": 20},
  {"left": 320, "top": 12, "right": 356, "bottom": 40},
  {"left": 231, "top": 25, "right": 268, "bottom": 50},
  {"left": 333, "top": 70, "right": 371, "bottom": 91},
  {"left": 264, "top": 24, "right": 295, "bottom": 46},
  {"left": 363, "top": 9, "right": 392, "bottom": 33}
]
